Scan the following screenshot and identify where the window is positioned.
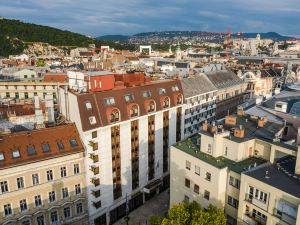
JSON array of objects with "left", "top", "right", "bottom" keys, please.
[
  {"left": 194, "top": 184, "right": 199, "bottom": 194},
  {"left": 47, "top": 170, "right": 53, "bottom": 181},
  {"left": 0, "top": 181, "right": 9, "bottom": 193},
  {"left": 76, "top": 203, "right": 83, "bottom": 214},
  {"left": 124, "top": 94, "right": 134, "bottom": 102},
  {"left": 6, "top": 92, "right": 10, "bottom": 98},
  {"left": 162, "top": 97, "right": 170, "bottom": 108},
  {"left": 207, "top": 144, "right": 212, "bottom": 154},
  {"left": 12, "top": 149, "right": 20, "bottom": 158},
  {"left": 49, "top": 191, "right": 56, "bottom": 202},
  {"left": 64, "top": 207, "right": 71, "bottom": 218},
  {"left": 93, "top": 142, "right": 98, "bottom": 151},
  {"left": 177, "top": 94, "right": 183, "bottom": 104},
  {"left": 62, "top": 187, "right": 69, "bottom": 198},
  {"left": 148, "top": 101, "right": 156, "bottom": 113},
  {"left": 27, "top": 146, "right": 36, "bottom": 155},
  {"left": 32, "top": 174, "right": 39, "bottom": 185},
  {"left": 22, "top": 220, "right": 30, "bottom": 225},
  {"left": 4, "top": 204, "right": 12, "bottom": 216},
  {"left": 35, "top": 195, "right": 42, "bottom": 207},
  {"left": 24, "top": 92, "right": 28, "bottom": 99},
  {"left": 57, "top": 141, "right": 64, "bottom": 150},
  {"left": 205, "top": 172, "right": 211, "bottom": 181},
  {"left": 17, "top": 177, "right": 24, "bottom": 189},
  {"left": 70, "top": 139, "right": 78, "bottom": 147},
  {"left": 85, "top": 101, "right": 92, "bottom": 110},
  {"left": 15, "top": 92, "right": 19, "bottom": 99},
  {"left": 37, "top": 215, "right": 44, "bottom": 225},
  {"left": 184, "top": 195, "right": 189, "bottom": 203},
  {"left": 104, "top": 97, "right": 115, "bottom": 105},
  {"left": 130, "top": 105, "right": 139, "bottom": 117},
  {"left": 41, "top": 143, "right": 50, "bottom": 152},
  {"left": 204, "top": 190, "right": 210, "bottom": 200},
  {"left": 172, "top": 85, "right": 179, "bottom": 92},
  {"left": 50, "top": 211, "right": 58, "bottom": 223},
  {"left": 20, "top": 199, "right": 28, "bottom": 212},
  {"left": 60, "top": 167, "right": 67, "bottom": 178},
  {"left": 185, "top": 178, "right": 190, "bottom": 188},
  {"left": 143, "top": 90, "right": 151, "bottom": 98},
  {"left": 229, "top": 176, "right": 240, "bottom": 189},
  {"left": 92, "top": 131, "right": 97, "bottom": 138},
  {"left": 159, "top": 88, "right": 166, "bottom": 95},
  {"left": 89, "top": 116, "right": 97, "bottom": 125},
  {"left": 227, "top": 195, "right": 239, "bottom": 209},
  {"left": 195, "top": 165, "right": 200, "bottom": 175},
  {"left": 110, "top": 109, "right": 120, "bottom": 123},
  {"left": 186, "top": 160, "right": 191, "bottom": 170},
  {"left": 74, "top": 164, "right": 80, "bottom": 174},
  {"left": 75, "top": 184, "right": 81, "bottom": 195},
  {"left": 0, "top": 152, "right": 4, "bottom": 161}
]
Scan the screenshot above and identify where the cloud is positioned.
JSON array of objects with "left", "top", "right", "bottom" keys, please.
[{"left": 0, "top": 0, "right": 299, "bottom": 36}]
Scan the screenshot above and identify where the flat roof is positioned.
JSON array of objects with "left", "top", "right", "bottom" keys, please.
[{"left": 173, "top": 134, "right": 266, "bottom": 174}]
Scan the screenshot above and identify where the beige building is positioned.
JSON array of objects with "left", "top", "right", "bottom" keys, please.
[
  {"left": 0, "top": 82, "right": 60, "bottom": 101},
  {"left": 170, "top": 112, "right": 300, "bottom": 225},
  {"left": 0, "top": 124, "right": 88, "bottom": 225}
]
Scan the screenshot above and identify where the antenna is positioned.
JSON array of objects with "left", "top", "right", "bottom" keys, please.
[{"left": 226, "top": 27, "right": 231, "bottom": 61}]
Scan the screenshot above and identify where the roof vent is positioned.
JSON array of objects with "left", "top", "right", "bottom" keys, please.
[{"left": 265, "top": 170, "right": 270, "bottom": 179}]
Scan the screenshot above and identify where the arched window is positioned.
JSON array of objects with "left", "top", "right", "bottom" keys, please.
[
  {"left": 110, "top": 109, "right": 120, "bottom": 123},
  {"left": 162, "top": 97, "right": 170, "bottom": 108},
  {"left": 177, "top": 94, "right": 183, "bottom": 105},
  {"left": 148, "top": 100, "right": 156, "bottom": 113},
  {"left": 130, "top": 104, "right": 139, "bottom": 117}
]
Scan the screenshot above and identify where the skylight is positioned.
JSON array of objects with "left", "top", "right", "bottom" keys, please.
[{"left": 12, "top": 149, "right": 20, "bottom": 158}]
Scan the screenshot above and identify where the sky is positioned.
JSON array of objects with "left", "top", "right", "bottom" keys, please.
[{"left": 1, "top": 0, "right": 300, "bottom": 37}]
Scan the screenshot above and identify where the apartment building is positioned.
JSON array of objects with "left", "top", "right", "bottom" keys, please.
[
  {"left": 205, "top": 69, "right": 248, "bottom": 119},
  {"left": 59, "top": 74, "right": 184, "bottom": 225},
  {"left": 180, "top": 74, "right": 218, "bottom": 138},
  {"left": 0, "top": 124, "right": 88, "bottom": 225},
  {"left": 0, "top": 82, "right": 60, "bottom": 101},
  {"left": 170, "top": 111, "right": 300, "bottom": 225}
]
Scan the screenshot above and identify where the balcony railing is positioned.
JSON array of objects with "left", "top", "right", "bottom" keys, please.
[
  {"left": 244, "top": 213, "right": 267, "bottom": 225},
  {"left": 245, "top": 194, "right": 268, "bottom": 211}
]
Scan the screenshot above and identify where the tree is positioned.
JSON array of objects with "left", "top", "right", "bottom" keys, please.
[{"left": 149, "top": 202, "right": 226, "bottom": 225}]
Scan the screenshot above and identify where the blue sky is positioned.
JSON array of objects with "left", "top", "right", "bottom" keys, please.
[{"left": 1, "top": 0, "right": 299, "bottom": 37}]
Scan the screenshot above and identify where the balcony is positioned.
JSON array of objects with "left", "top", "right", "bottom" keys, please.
[
  {"left": 93, "top": 200, "right": 101, "bottom": 209},
  {"left": 92, "top": 189, "right": 101, "bottom": 198},
  {"left": 245, "top": 194, "right": 268, "bottom": 211},
  {"left": 243, "top": 213, "right": 266, "bottom": 225},
  {"left": 89, "top": 153, "right": 99, "bottom": 163},
  {"left": 91, "top": 177, "right": 100, "bottom": 187},
  {"left": 90, "top": 166, "right": 99, "bottom": 175}
]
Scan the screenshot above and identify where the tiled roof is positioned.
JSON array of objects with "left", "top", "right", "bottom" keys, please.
[
  {"left": 205, "top": 69, "right": 244, "bottom": 89},
  {"left": 75, "top": 79, "right": 184, "bottom": 131},
  {"left": 180, "top": 74, "right": 217, "bottom": 98},
  {"left": 0, "top": 124, "right": 83, "bottom": 169}
]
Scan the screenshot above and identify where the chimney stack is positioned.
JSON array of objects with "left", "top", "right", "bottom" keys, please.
[
  {"left": 225, "top": 115, "right": 237, "bottom": 126},
  {"left": 234, "top": 125, "right": 245, "bottom": 138},
  {"left": 202, "top": 120, "right": 208, "bottom": 132},
  {"left": 258, "top": 117, "right": 267, "bottom": 128}
]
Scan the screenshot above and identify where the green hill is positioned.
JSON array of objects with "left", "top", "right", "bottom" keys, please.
[{"left": 0, "top": 18, "right": 135, "bottom": 57}]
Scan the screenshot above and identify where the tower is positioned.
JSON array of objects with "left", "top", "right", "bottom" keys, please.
[{"left": 175, "top": 42, "right": 182, "bottom": 61}]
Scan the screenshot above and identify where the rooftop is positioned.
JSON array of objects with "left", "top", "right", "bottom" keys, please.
[
  {"left": 173, "top": 134, "right": 266, "bottom": 174},
  {"left": 245, "top": 156, "right": 300, "bottom": 198}
]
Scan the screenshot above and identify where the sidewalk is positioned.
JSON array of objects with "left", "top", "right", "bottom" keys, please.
[{"left": 114, "top": 190, "right": 169, "bottom": 225}]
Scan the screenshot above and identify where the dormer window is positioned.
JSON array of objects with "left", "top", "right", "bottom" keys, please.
[
  {"left": 89, "top": 116, "right": 97, "bottom": 125},
  {"left": 70, "top": 139, "right": 78, "bottom": 147},
  {"left": 130, "top": 105, "right": 139, "bottom": 117},
  {"left": 27, "top": 146, "right": 36, "bottom": 156},
  {"left": 172, "top": 85, "right": 179, "bottom": 92},
  {"left": 159, "top": 88, "right": 166, "bottom": 95},
  {"left": 148, "top": 100, "right": 156, "bottom": 113},
  {"left": 42, "top": 144, "right": 50, "bottom": 152},
  {"left": 12, "top": 149, "right": 20, "bottom": 158},
  {"left": 177, "top": 94, "right": 183, "bottom": 104},
  {"left": 143, "top": 91, "right": 151, "bottom": 98},
  {"left": 110, "top": 109, "right": 120, "bottom": 123},
  {"left": 0, "top": 152, "right": 4, "bottom": 161},
  {"left": 57, "top": 141, "right": 64, "bottom": 150},
  {"left": 162, "top": 97, "right": 170, "bottom": 108},
  {"left": 125, "top": 94, "right": 134, "bottom": 102},
  {"left": 104, "top": 97, "right": 115, "bottom": 106},
  {"left": 85, "top": 101, "right": 92, "bottom": 110}
]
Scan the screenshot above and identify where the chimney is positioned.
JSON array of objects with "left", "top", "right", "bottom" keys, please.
[
  {"left": 225, "top": 116, "right": 237, "bottom": 126},
  {"left": 237, "top": 106, "right": 245, "bottom": 117},
  {"left": 234, "top": 125, "right": 245, "bottom": 138},
  {"left": 210, "top": 121, "right": 217, "bottom": 134},
  {"left": 202, "top": 120, "right": 208, "bottom": 132},
  {"left": 258, "top": 117, "right": 267, "bottom": 128}
]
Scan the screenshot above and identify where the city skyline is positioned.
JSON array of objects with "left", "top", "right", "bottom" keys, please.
[{"left": 1, "top": 0, "right": 299, "bottom": 37}]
